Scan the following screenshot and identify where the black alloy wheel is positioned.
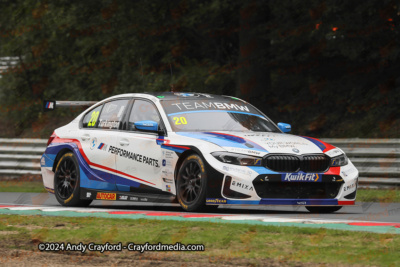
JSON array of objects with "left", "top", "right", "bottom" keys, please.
[
  {"left": 180, "top": 161, "right": 202, "bottom": 202},
  {"left": 54, "top": 153, "right": 92, "bottom": 207},
  {"left": 56, "top": 157, "right": 77, "bottom": 199},
  {"left": 176, "top": 154, "right": 208, "bottom": 211}
]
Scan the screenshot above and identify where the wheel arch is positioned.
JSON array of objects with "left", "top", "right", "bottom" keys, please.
[
  {"left": 174, "top": 148, "right": 202, "bottom": 181},
  {"left": 52, "top": 148, "right": 75, "bottom": 173},
  {"left": 173, "top": 146, "right": 224, "bottom": 199}
]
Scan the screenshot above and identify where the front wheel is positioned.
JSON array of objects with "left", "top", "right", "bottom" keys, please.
[
  {"left": 176, "top": 154, "right": 208, "bottom": 211},
  {"left": 54, "top": 152, "right": 92, "bottom": 207},
  {"left": 306, "top": 206, "right": 342, "bottom": 213}
]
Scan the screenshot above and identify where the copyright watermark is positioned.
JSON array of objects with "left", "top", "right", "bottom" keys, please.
[{"left": 38, "top": 242, "right": 205, "bottom": 253}]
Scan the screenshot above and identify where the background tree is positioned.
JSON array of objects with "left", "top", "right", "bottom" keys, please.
[{"left": 0, "top": 0, "right": 398, "bottom": 138}]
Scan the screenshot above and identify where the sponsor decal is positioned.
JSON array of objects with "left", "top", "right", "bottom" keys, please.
[
  {"left": 108, "top": 146, "right": 159, "bottom": 167},
  {"left": 97, "top": 142, "right": 108, "bottom": 151},
  {"left": 261, "top": 137, "right": 274, "bottom": 141},
  {"left": 41, "top": 157, "right": 46, "bottom": 166},
  {"left": 162, "top": 170, "right": 173, "bottom": 176},
  {"left": 248, "top": 150, "right": 261, "bottom": 155},
  {"left": 222, "top": 166, "right": 252, "bottom": 176},
  {"left": 161, "top": 159, "right": 172, "bottom": 167},
  {"left": 86, "top": 192, "right": 91, "bottom": 198},
  {"left": 174, "top": 93, "right": 213, "bottom": 98},
  {"left": 174, "top": 93, "right": 196, "bottom": 97},
  {"left": 231, "top": 179, "right": 254, "bottom": 192},
  {"left": 162, "top": 150, "right": 175, "bottom": 159},
  {"left": 166, "top": 185, "right": 171, "bottom": 192},
  {"left": 265, "top": 141, "right": 308, "bottom": 149},
  {"left": 118, "top": 195, "right": 128, "bottom": 200},
  {"left": 130, "top": 197, "right": 138, "bottom": 201},
  {"left": 340, "top": 165, "right": 358, "bottom": 177},
  {"left": 90, "top": 137, "right": 97, "bottom": 150},
  {"left": 96, "top": 192, "right": 116, "bottom": 200},
  {"left": 254, "top": 158, "right": 262, "bottom": 166},
  {"left": 227, "top": 147, "right": 262, "bottom": 156},
  {"left": 206, "top": 198, "right": 227, "bottom": 204},
  {"left": 244, "top": 134, "right": 275, "bottom": 141},
  {"left": 140, "top": 198, "right": 148, "bottom": 202},
  {"left": 282, "top": 173, "right": 322, "bottom": 182},
  {"left": 344, "top": 182, "right": 357, "bottom": 191}
]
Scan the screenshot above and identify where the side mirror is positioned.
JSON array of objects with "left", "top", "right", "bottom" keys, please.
[
  {"left": 134, "top": 120, "right": 159, "bottom": 132},
  {"left": 277, "top": 122, "right": 291, "bottom": 133}
]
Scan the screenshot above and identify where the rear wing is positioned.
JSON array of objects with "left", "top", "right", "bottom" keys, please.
[{"left": 43, "top": 100, "right": 97, "bottom": 112}]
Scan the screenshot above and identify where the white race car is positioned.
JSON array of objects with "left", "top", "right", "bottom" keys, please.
[{"left": 41, "top": 92, "right": 358, "bottom": 213}]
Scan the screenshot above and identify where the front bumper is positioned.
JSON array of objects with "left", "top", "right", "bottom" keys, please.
[{"left": 204, "top": 153, "right": 359, "bottom": 206}]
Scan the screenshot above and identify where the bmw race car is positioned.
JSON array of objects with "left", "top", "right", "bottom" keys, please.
[{"left": 41, "top": 92, "right": 358, "bottom": 213}]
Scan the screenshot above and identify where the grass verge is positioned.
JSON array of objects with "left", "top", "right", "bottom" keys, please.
[
  {"left": 0, "top": 181, "right": 46, "bottom": 193},
  {"left": 0, "top": 214, "right": 399, "bottom": 266},
  {"left": 356, "top": 189, "right": 400, "bottom": 203}
]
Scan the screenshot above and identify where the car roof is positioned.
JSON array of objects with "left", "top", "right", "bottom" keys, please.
[{"left": 101, "top": 92, "right": 246, "bottom": 103}]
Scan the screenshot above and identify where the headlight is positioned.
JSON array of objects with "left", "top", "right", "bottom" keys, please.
[
  {"left": 330, "top": 153, "right": 348, "bottom": 166},
  {"left": 211, "top": 152, "right": 262, "bottom": 166}
]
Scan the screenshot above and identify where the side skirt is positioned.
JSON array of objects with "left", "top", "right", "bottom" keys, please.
[{"left": 80, "top": 188, "right": 177, "bottom": 203}]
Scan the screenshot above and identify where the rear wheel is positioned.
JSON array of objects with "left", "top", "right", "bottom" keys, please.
[
  {"left": 176, "top": 154, "right": 208, "bottom": 211},
  {"left": 54, "top": 152, "right": 92, "bottom": 207},
  {"left": 306, "top": 206, "right": 342, "bottom": 213}
]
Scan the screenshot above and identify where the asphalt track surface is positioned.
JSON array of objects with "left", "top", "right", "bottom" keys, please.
[{"left": 0, "top": 192, "right": 399, "bottom": 223}]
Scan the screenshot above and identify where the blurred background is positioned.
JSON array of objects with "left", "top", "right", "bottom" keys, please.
[{"left": 0, "top": 0, "right": 398, "bottom": 139}]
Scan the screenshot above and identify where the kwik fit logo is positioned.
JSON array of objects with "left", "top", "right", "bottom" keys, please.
[{"left": 282, "top": 173, "right": 321, "bottom": 182}]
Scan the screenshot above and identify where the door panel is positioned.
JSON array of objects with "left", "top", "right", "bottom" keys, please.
[
  {"left": 115, "top": 132, "right": 162, "bottom": 190},
  {"left": 115, "top": 99, "right": 163, "bottom": 192}
]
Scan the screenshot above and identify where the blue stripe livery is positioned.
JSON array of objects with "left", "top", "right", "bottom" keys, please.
[
  {"left": 177, "top": 132, "right": 267, "bottom": 153},
  {"left": 300, "top": 136, "right": 326, "bottom": 151}
]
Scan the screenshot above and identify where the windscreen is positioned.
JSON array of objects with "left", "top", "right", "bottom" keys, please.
[{"left": 160, "top": 99, "right": 280, "bottom": 132}]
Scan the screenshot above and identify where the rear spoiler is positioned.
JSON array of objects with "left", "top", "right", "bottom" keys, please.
[{"left": 43, "top": 100, "right": 97, "bottom": 112}]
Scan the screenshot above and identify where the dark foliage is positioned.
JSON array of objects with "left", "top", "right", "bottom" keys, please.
[{"left": 0, "top": 0, "right": 398, "bottom": 137}]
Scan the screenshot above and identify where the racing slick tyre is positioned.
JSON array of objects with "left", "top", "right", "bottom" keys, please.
[
  {"left": 176, "top": 154, "right": 208, "bottom": 212},
  {"left": 54, "top": 152, "right": 92, "bottom": 207},
  {"left": 305, "top": 206, "right": 342, "bottom": 213}
]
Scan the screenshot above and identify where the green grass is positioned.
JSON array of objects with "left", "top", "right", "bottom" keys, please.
[
  {"left": 0, "top": 181, "right": 46, "bottom": 193},
  {"left": 0, "top": 215, "right": 398, "bottom": 266},
  {"left": 356, "top": 189, "right": 400, "bottom": 203}
]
